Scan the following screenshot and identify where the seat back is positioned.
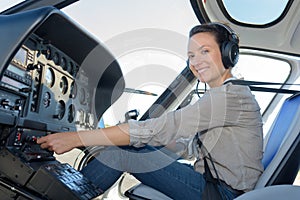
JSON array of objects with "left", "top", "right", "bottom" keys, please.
[
  {"left": 255, "top": 93, "right": 300, "bottom": 188},
  {"left": 236, "top": 185, "right": 300, "bottom": 200}
]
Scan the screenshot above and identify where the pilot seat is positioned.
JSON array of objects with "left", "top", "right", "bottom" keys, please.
[{"left": 125, "top": 93, "right": 300, "bottom": 200}]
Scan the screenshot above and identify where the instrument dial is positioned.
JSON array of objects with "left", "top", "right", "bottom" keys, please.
[
  {"left": 53, "top": 52, "right": 60, "bottom": 65},
  {"left": 54, "top": 100, "right": 65, "bottom": 120},
  {"left": 70, "top": 81, "right": 77, "bottom": 98},
  {"left": 61, "top": 57, "right": 67, "bottom": 70},
  {"left": 69, "top": 62, "right": 74, "bottom": 75},
  {"left": 45, "top": 68, "right": 55, "bottom": 88},
  {"left": 42, "top": 46, "right": 52, "bottom": 60},
  {"left": 59, "top": 76, "right": 68, "bottom": 94},
  {"left": 68, "top": 104, "right": 75, "bottom": 123}
]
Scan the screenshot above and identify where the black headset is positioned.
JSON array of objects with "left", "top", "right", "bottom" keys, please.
[{"left": 209, "top": 22, "right": 239, "bottom": 69}]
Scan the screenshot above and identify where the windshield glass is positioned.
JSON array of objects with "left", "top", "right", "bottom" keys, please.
[
  {"left": 62, "top": 0, "right": 199, "bottom": 125},
  {"left": 222, "top": 0, "right": 290, "bottom": 25},
  {"left": 0, "top": 0, "right": 23, "bottom": 12},
  {"left": 0, "top": 0, "right": 199, "bottom": 126}
]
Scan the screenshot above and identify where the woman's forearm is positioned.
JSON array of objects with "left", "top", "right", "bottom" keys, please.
[
  {"left": 78, "top": 123, "right": 130, "bottom": 146},
  {"left": 37, "top": 123, "right": 130, "bottom": 154}
]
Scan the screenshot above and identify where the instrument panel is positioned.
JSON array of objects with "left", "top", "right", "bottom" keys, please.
[
  {"left": 0, "top": 33, "right": 96, "bottom": 133},
  {"left": 0, "top": 6, "right": 125, "bottom": 199}
]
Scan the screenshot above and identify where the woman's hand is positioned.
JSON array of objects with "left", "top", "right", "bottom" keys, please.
[
  {"left": 37, "top": 124, "right": 130, "bottom": 154},
  {"left": 37, "top": 132, "right": 82, "bottom": 154}
]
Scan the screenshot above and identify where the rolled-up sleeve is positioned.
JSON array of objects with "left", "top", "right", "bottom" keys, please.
[
  {"left": 128, "top": 84, "right": 240, "bottom": 148},
  {"left": 127, "top": 83, "right": 263, "bottom": 191}
]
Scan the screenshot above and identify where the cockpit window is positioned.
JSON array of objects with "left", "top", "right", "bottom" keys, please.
[
  {"left": 221, "top": 0, "right": 290, "bottom": 25},
  {"left": 0, "top": 0, "right": 23, "bottom": 13}
]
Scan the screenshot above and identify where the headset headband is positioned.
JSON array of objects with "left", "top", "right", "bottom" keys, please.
[{"left": 209, "top": 22, "right": 239, "bottom": 44}]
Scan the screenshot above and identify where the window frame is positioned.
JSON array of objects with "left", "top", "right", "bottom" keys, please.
[{"left": 216, "top": 0, "right": 294, "bottom": 28}]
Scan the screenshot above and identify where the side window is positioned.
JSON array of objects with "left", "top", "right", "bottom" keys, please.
[
  {"left": 232, "top": 54, "right": 291, "bottom": 134},
  {"left": 222, "top": 0, "right": 290, "bottom": 25},
  {"left": 232, "top": 54, "right": 291, "bottom": 113}
]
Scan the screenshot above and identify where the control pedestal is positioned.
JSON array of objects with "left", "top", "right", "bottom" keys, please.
[{"left": 0, "top": 148, "right": 102, "bottom": 200}]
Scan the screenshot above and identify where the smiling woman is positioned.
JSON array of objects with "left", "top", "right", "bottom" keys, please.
[{"left": 1, "top": 0, "right": 300, "bottom": 200}]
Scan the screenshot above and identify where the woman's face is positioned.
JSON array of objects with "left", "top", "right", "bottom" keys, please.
[{"left": 188, "top": 32, "right": 231, "bottom": 88}]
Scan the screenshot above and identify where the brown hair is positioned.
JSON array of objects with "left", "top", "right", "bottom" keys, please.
[{"left": 189, "top": 23, "right": 239, "bottom": 50}]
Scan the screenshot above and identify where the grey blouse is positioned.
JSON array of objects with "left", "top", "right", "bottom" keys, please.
[{"left": 128, "top": 82, "right": 264, "bottom": 191}]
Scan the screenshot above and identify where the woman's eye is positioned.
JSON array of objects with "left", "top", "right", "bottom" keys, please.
[
  {"left": 201, "top": 49, "right": 209, "bottom": 54},
  {"left": 188, "top": 54, "right": 195, "bottom": 59}
]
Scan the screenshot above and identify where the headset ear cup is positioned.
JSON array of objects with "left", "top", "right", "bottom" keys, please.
[
  {"left": 230, "top": 43, "right": 239, "bottom": 66},
  {"left": 221, "top": 41, "right": 239, "bottom": 69}
]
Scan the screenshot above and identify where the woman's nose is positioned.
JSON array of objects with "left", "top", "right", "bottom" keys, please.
[{"left": 190, "top": 55, "right": 203, "bottom": 67}]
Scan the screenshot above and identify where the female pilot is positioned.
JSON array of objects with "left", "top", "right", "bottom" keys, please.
[{"left": 37, "top": 23, "right": 263, "bottom": 200}]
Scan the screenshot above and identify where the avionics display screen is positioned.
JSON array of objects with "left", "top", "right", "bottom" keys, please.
[
  {"left": 1, "top": 76, "right": 27, "bottom": 89},
  {"left": 7, "top": 64, "right": 26, "bottom": 77}
]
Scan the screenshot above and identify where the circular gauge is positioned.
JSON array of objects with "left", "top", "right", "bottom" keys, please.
[
  {"left": 45, "top": 68, "right": 55, "bottom": 87},
  {"left": 59, "top": 76, "right": 68, "bottom": 94},
  {"left": 68, "top": 62, "right": 74, "bottom": 75},
  {"left": 78, "top": 87, "right": 86, "bottom": 104},
  {"left": 68, "top": 104, "right": 75, "bottom": 123},
  {"left": 70, "top": 81, "right": 77, "bottom": 98},
  {"left": 54, "top": 100, "right": 65, "bottom": 120},
  {"left": 42, "top": 46, "right": 52, "bottom": 60},
  {"left": 71, "top": 65, "right": 78, "bottom": 77},
  {"left": 52, "top": 52, "right": 60, "bottom": 65},
  {"left": 61, "top": 57, "right": 67, "bottom": 70},
  {"left": 43, "top": 92, "right": 51, "bottom": 108}
]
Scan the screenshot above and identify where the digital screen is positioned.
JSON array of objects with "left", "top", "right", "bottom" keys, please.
[
  {"left": 7, "top": 64, "right": 26, "bottom": 77},
  {"left": 14, "top": 48, "right": 27, "bottom": 66},
  {"left": 1, "top": 76, "right": 27, "bottom": 89}
]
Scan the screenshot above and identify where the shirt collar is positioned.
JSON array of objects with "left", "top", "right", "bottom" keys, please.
[{"left": 223, "top": 77, "right": 237, "bottom": 85}]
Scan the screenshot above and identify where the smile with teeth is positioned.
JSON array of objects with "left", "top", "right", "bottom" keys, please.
[{"left": 197, "top": 67, "right": 209, "bottom": 74}]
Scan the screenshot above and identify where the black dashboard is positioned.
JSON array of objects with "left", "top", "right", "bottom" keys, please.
[{"left": 0, "top": 6, "right": 125, "bottom": 200}]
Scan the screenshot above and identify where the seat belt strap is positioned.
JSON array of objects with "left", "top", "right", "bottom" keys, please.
[{"left": 226, "top": 80, "right": 300, "bottom": 94}]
